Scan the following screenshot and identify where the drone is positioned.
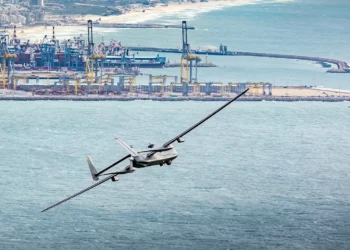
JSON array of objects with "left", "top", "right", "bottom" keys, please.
[{"left": 42, "top": 89, "right": 248, "bottom": 212}]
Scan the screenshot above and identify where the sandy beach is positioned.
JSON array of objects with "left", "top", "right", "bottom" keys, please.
[
  {"left": 82, "top": 0, "right": 263, "bottom": 24},
  {"left": 16, "top": 0, "right": 294, "bottom": 40},
  {"left": 272, "top": 87, "right": 350, "bottom": 97}
]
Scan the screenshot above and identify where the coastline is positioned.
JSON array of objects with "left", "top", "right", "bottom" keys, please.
[
  {"left": 1, "top": 86, "right": 350, "bottom": 102},
  {"left": 18, "top": 0, "right": 294, "bottom": 40},
  {"left": 0, "top": 96, "right": 349, "bottom": 102}
]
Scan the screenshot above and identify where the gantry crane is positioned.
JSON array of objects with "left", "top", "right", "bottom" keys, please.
[
  {"left": 148, "top": 75, "right": 178, "bottom": 95},
  {"left": 189, "top": 82, "right": 206, "bottom": 96},
  {"left": 180, "top": 21, "right": 201, "bottom": 96},
  {"left": 211, "top": 82, "right": 224, "bottom": 95},
  {"left": 245, "top": 82, "right": 272, "bottom": 96},
  {"left": 0, "top": 31, "right": 16, "bottom": 89},
  {"left": 86, "top": 20, "right": 105, "bottom": 86}
]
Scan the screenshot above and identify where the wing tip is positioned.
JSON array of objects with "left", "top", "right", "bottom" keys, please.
[
  {"left": 41, "top": 206, "right": 52, "bottom": 213},
  {"left": 40, "top": 174, "right": 118, "bottom": 214}
]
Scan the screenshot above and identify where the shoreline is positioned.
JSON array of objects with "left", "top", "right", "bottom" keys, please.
[
  {"left": 18, "top": 0, "right": 294, "bottom": 40},
  {"left": 2, "top": 86, "right": 350, "bottom": 102},
  {"left": 0, "top": 96, "right": 349, "bottom": 102}
]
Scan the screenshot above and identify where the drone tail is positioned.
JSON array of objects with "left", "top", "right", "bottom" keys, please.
[{"left": 87, "top": 156, "right": 99, "bottom": 181}]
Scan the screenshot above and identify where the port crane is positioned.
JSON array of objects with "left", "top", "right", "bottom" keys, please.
[
  {"left": 0, "top": 30, "right": 16, "bottom": 89},
  {"left": 41, "top": 88, "right": 249, "bottom": 212},
  {"left": 86, "top": 20, "right": 106, "bottom": 86},
  {"left": 180, "top": 21, "right": 201, "bottom": 96}
]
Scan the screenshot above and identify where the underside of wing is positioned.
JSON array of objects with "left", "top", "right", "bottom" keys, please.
[{"left": 41, "top": 173, "right": 118, "bottom": 212}]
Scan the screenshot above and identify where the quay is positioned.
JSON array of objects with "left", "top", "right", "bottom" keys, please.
[
  {"left": 1, "top": 86, "right": 350, "bottom": 102},
  {"left": 127, "top": 46, "right": 350, "bottom": 73},
  {"left": 0, "top": 95, "right": 349, "bottom": 102}
]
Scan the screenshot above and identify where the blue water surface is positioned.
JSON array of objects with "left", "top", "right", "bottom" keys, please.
[{"left": 1, "top": 100, "right": 349, "bottom": 249}]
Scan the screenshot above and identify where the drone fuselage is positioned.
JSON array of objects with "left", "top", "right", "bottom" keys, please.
[{"left": 132, "top": 145, "right": 178, "bottom": 168}]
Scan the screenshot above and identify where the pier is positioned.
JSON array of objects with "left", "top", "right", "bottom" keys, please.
[{"left": 127, "top": 46, "right": 350, "bottom": 73}]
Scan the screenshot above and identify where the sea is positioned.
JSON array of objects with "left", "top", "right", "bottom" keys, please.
[{"left": 1, "top": 0, "right": 350, "bottom": 249}]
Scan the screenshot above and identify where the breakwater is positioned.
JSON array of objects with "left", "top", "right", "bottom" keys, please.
[
  {"left": 127, "top": 46, "right": 350, "bottom": 73},
  {"left": 164, "top": 62, "right": 217, "bottom": 68}
]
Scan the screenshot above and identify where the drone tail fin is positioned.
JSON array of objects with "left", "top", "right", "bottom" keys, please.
[{"left": 87, "top": 156, "right": 99, "bottom": 181}]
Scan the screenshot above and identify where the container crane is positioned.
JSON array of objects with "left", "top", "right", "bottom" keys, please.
[
  {"left": 0, "top": 31, "right": 16, "bottom": 89},
  {"left": 86, "top": 20, "right": 105, "bottom": 86},
  {"left": 180, "top": 21, "right": 201, "bottom": 96},
  {"left": 148, "top": 74, "right": 178, "bottom": 95}
]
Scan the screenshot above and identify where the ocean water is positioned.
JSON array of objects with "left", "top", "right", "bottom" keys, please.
[{"left": 1, "top": 100, "right": 350, "bottom": 249}]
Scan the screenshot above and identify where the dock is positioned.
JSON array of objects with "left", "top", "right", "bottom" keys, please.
[
  {"left": 1, "top": 85, "right": 350, "bottom": 102},
  {"left": 127, "top": 46, "right": 350, "bottom": 73},
  {"left": 0, "top": 95, "right": 349, "bottom": 102}
]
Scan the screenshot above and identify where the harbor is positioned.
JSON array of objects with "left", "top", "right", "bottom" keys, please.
[{"left": 1, "top": 20, "right": 350, "bottom": 101}]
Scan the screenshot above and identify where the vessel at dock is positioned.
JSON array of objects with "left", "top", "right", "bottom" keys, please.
[
  {"left": 5, "top": 25, "right": 167, "bottom": 71},
  {"left": 11, "top": 48, "right": 166, "bottom": 70}
]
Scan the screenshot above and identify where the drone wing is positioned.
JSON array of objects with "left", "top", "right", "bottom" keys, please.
[
  {"left": 41, "top": 146, "right": 132, "bottom": 212},
  {"left": 41, "top": 174, "right": 118, "bottom": 212},
  {"left": 41, "top": 165, "right": 135, "bottom": 213},
  {"left": 162, "top": 88, "right": 248, "bottom": 148}
]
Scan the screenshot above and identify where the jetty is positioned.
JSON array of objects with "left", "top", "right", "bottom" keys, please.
[
  {"left": 127, "top": 46, "right": 350, "bottom": 73},
  {"left": 164, "top": 62, "right": 217, "bottom": 68}
]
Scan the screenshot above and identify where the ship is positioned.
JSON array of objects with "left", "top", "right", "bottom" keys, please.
[
  {"left": 9, "top": 40, "right": 166, "bottom": 71},
  {"left": 12, "top": 50, "right": 166, "bottom": 70}
]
